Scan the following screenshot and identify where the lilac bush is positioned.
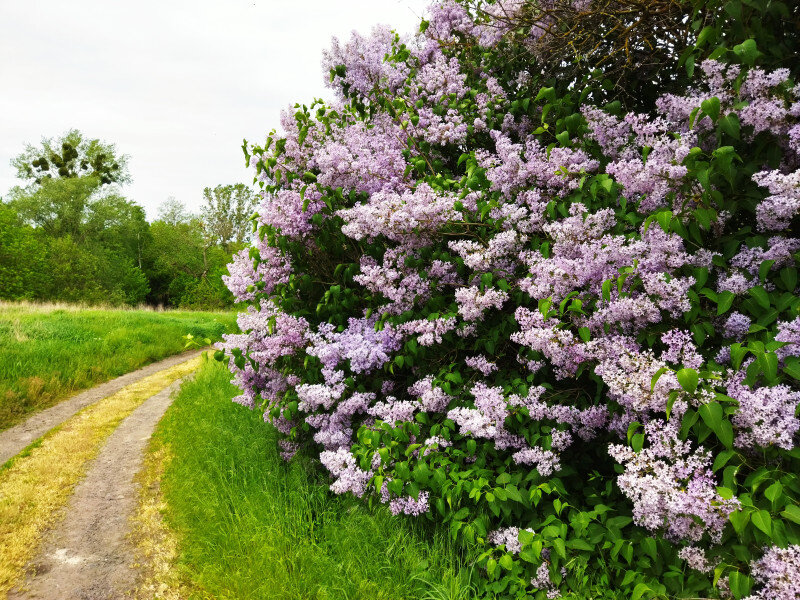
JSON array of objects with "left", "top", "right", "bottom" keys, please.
[{"left": 218, "top": 1, "right": 800, "bottom": 597}]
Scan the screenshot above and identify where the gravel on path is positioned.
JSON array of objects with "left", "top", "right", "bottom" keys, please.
[
  {"left": 8, "top": 378, "right": 188, "bottom": 600},
  {"left": 0, "top": 349, "right": 204, "bottom": 465}
]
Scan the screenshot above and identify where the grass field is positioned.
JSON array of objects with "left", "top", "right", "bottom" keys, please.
[
  {"left": 0, "top": 302, "right": 237, "bottom": 431},
  {"left": 152, "top": 360, "right": 476, "bottom": 600}
]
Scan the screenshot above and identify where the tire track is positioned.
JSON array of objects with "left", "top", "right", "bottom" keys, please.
[{"left": 8, "top": 379, "right": 188, "bottom": 599}]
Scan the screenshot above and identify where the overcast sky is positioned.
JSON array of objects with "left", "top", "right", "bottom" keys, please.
[{"left": 0, "top": 0, "right": 430, "bottom": 220}]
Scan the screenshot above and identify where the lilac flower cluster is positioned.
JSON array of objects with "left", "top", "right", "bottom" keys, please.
[
  {"left": 743, "top": 545, "right": 800, "bottom": 600},
  {"left": 220, "top": 2, "right": 800, "bottom": 597},
  {"left": 726, "top": 370, "right": 800, "bottom": 450},
  {"left": 609, "top": 418, "right": 740, "bottom": 544},
  {"left": 487, "top": 526, "right": 533, "bottom": 554}
]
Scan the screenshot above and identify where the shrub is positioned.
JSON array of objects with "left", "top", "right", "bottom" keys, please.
[{"left": 218, "top": 1, "right": 800, "bottom": 598}]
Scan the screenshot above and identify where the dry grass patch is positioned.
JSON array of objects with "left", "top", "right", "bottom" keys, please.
[{"left": 0, "top": 356, "right": 202, "bottom": 598}]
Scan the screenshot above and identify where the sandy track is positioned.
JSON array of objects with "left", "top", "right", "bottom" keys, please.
[
  {"left": 0, "top": 349, "right": 203, "bottom": 465},
  {"left": 8, "top": 378, "right": 187, "bottom": 600}
]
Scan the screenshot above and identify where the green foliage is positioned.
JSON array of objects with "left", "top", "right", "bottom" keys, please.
[
  {"left": 143, "top": 209, "right": 238, "bottom": 309},
  {"left": 155, "top": 360, "right": 475, "bottom": 600},
  {"left": 0, "top": 205, "right": 48, "bottom": 301},
  {"left": 228, "top": 2, "right": 800, "bottom": 597},
  {"left": 11, "top": 129, "right": 129, "bottom": 185},
  {"left": 0, "top": 304, "right": 236, "bottom": 431},
  {"left": 200, "top": 183, "right": 257, "bottom": 248},
  {"left": 1, "top": 130, "right": 246, "bottom": 310}
]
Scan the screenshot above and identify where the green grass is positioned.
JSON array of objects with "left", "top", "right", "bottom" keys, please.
[
  {"left": 0, "top": 302, "right": 237, "bottom": 431},
  {"left": 155, "top": 360, "right": 477, "bottom": 600}
]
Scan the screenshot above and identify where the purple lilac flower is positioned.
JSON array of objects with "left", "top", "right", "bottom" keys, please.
[
  {"left": 743, "top": 545, "right": 800, "bottom": 600},
  {"left": 727, "top": 371, "right": 800, "bottom": 450},
  {"left": 724, "top": 312, "right": 752, "bottom": 340},
  {"left": 465, "top": 354, "right": 498, "bottom": 375},
  {"left": 776, "top": 317, "right": 800, "bottom": 361}
]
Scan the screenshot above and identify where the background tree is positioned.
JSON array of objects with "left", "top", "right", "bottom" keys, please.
[
  {"left": 6, "top": 176, "right": 98, "bottom": 238},
  {"left": 0, "top": 203, "right": 48, "bottom": 300},
  {"left": 11, "top": 129, "right": 129, "bottom": 185},
  {"left": 200, "top": 183, "right": 257, "bottom": 249},
  {"left": 2, "top": 132, "right": 243, "bottom": 309},
  {"left": 142, "top": 195, "right": 236, "bottom": 308},
  {"left": 157, "top": 195, "right": 191, "bottom": 226}
]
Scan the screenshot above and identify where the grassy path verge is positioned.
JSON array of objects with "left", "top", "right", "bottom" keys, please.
[
  {"left": 0, "top": 302, "right": 236, "bottom": 431},
  {"left": 146, "top": 361, "right": 476, "bottom": 600},
  {"left": 0, "top": 355, "right": 203, "bottom": 598},
  {"left": 0, "top": 349, "right": 204, "bottom": 465}
]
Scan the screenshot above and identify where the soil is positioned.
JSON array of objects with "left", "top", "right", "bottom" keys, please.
[
  {"left": 8, "top": 378, "right": 188, "bottom": 600},
  {"left": 0, "top": 349, "right": 204, "bottom": 465}
]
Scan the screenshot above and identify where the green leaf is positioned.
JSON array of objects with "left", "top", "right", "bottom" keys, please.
[
  {"left": 729, "top": 571, "right": 753, "bottom": 600},
  {"left": 656, "top": 210, "right": 673, "bottom": 233},
  {"left": 781, "top": 504, "right": 800, "bottom": 525},
  {"left": 566, "top": 538, "right": 594, "bottom": 552},
  {"left": 552, "top": 538, "right": 566, "bottom": 560},
  {"left": 751, "top": 509, "right": 772, "bottom": 536},
  {"left": 698, "top": 405, "right": 733, "bottom": 448},
  {"left": 784, "top": 360, "right": 800, "bottom": 381},
  {"left": 759, "top": 352, "right": 778, "bottom": 381},
  {"left": 676, "top": 368, "right": 699, "bottom": 394},
  {"left": 701, "top": 97, "right": 721, "bottom": 122},
  {"left": 733, "top": 38, "right": 761, "bottom": 66},
  {"left": 717, "top": 291, "right": 735, "bottom": 315},
  {"left": 696, "top": 25, "right": 717, "bottom": 47},
  {"left": 631, "top": 583, "right": 653, "bottom": 600},
  {"left": 779, "top": 267, "right": 797, "bottom": 291},
  {"left": 730, "top": 508, "right": 750, "bottom": 534},
  {"left": 759, "top": 260, "right": 776, "bottom": 283},
  {"left": 602, "top": 279, "right": 612, "bottom": 303},
  {"left": 486, "top": 558, "right": 497, "bottom": 577},
  {"left": 453, "top": 507, "right": 470, "bottom": 521},
  {"left": 641, "top": 537, "right": 657, "bottom": 562},
  {"left": 499, "top": 553, "right": 514, "bottom": 570},
  {"left": 712, "top": 449, "right": 736, "bottom": 472},
  {"left": 719, "top": 113, "right": 741, "bottom": 139},
  {"left": 651, "top": 366, "right": 669, "bottom": 392},
  {"left": 717, "top": 420, "right": 734, "bottom": 448},
  {"left": 764, "top": 481, "right": 783, "bottom": 503},
  {"left": 749, "top": 286, "right": 770, "bottom": 309}
]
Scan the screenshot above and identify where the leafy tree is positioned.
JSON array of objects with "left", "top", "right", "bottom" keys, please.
[
  {"left": 11, "top": 129, "right": 129, "bottom": 185},
  {"left": 157, "top": 196, "right": 192, "bottom": 226},
  {"left": 2, "top": 131, "right": 240, "bottom": 310},
  {"left": 200, "top": 184, "right": 257, "bottom": 248},
  {"left": 84, "top": 194, "right": 151, "bottom": 269},
  {"left": 0, "top": 203, "right": 48, "bottom": 300},
  {"left": 7, "top": 176, "right": 99, "bottom": 238},
  {"left": 42, "top": 236, "right": 149, "bottom": 305},
  {"left": 144, "top": 218, "right": 206, "bottom": 306}
]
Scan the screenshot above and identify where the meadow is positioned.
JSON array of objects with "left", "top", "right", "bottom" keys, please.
[
  {"left": 150, "top": 360, "right": 476, "bottom": 600},
  {"left": 0, "top": 302, "right": 237, "bottom": 430}
]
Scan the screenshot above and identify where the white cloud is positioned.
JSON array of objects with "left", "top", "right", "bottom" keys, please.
[{"left": 0, "top": 0, "right": 430, "bottom": 218}]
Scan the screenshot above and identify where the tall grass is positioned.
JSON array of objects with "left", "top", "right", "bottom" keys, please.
[
  {"left": 154, "top": 361, "right": 477, "bottom": 600},
  {"left": 0, "top": 303, "right": 237, "bottom": 430}
]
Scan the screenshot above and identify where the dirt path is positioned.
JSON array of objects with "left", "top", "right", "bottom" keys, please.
[
  {"left": 8, "top": 378, "right": 187, "bottom": 600},
  {"left": 0, "top": 349, "right": 204, "bottom": 465}
]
